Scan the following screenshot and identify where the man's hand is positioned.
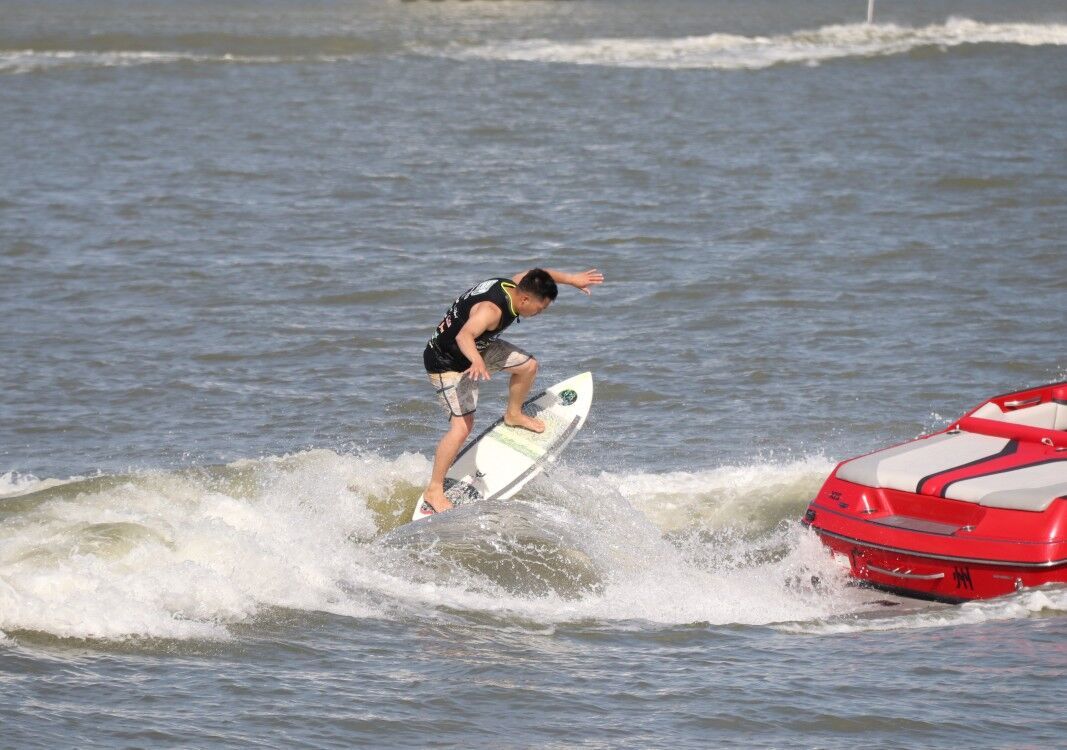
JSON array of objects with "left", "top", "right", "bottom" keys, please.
[
  {"left": 463, "top": 358, "right": 491, "bottom": 381},
  {"left": 569, "top": 268, "right": 604, "bottom": 294}
]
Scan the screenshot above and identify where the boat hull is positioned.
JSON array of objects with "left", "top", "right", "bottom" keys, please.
[
  {"left": 805, "top": 510, "right": 1067, "bottom": 602},
  {"left": 803, "top": 380, "right": 1067, "bottom": 602}
]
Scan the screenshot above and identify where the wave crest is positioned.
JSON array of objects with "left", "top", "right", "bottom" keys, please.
[
  {"left": 6, "top": 19, "right": 1066, "bottom": 74},
  {"left": 448, "top": 18, "right": 1067, "bottom": 70}
]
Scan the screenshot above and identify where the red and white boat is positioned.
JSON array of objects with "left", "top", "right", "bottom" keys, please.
[{"left": 803, "top": 381, "right": 1067, "bottom": 602}]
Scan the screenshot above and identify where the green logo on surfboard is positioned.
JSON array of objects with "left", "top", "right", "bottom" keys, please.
[{"left": 560, "top": 389, "right": 577, "bottom": 405}]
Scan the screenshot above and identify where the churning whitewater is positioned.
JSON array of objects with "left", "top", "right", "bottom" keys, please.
[
  {"left": 0, "top": 452, "right": 862, "bottom": 640},
  {"left": 5, "top": 452, "right": 1063, "bottom": 643}
]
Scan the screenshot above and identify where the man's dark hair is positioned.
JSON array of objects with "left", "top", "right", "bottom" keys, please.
[{"left": 517, "top": 268, "right": 558, "bottom": 301}]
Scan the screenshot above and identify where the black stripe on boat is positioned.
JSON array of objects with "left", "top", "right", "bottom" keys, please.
[
  {"left": 915, "top": 439, "right": 1019, "bottom": 495},
  {"left": 940, "top": 456, "right": 1067, "bottom": 499}
]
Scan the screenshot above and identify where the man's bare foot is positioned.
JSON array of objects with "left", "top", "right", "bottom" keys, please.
[
  {"left": 423, "top": 486, "right": 454, "bottom": 514},
  {"left": 504, "top": 412, "right": 546, "bottom": 433}
]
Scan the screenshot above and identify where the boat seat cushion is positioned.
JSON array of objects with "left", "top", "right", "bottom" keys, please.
[
  {"left": 942, "top": 461, "right": 1067, "bottom": 512},
  {"left": 837, "top": 431, "right": 1067, "bottom": 513},
  {"left": 836, "top": 432, "right": 1012, "bottom": 494}
]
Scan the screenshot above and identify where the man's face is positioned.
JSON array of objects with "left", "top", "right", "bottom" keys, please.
[{"left": 517, "top": 294, "right": 551, "bottom": 318}]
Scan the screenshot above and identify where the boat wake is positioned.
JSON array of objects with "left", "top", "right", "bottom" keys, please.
[
  {"left": 779, "top": 585, "right": 1067, "bottom": 635},
  {"left": 445, "top": 18, "right": 1067, "bottom": 70},
  {"left": 0, "top": 450, "right": 854, "bottom": 641},
  {"left": 3, "top": 450, "right": 1063, "bottom": 642}
]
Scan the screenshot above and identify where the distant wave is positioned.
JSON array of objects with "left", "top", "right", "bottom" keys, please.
[
  {"left": 447, "top": 18, "right": 1067, "bottom": 70},
  {"left": 0, "top": 49, "right": 286, "bottom": 74},
  {"left": 0, "top": 49, "right": 369, "bottom": 74},
  {"left": 0, "top": 34, "right": 393, "bottom": 74},
  {"left": 5, "top": 19, "right": 1064, "bottom": 74}
]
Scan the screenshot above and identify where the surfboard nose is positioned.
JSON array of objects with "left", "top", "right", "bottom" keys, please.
[{"left": 556, "top": 371, "right": 593, "bottom": 395}]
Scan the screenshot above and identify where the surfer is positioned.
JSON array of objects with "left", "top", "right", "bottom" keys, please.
[{"left": 422, "top": 268, "right": 604, "bottom": 513}]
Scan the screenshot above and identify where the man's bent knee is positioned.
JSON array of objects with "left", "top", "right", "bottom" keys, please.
[{"left": 511, "top": 356, "right": 538, "bottom": 376}]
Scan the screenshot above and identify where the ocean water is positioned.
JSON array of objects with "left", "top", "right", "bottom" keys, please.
[{"left": 2, "top": 1, "right": 1066, "bottom": 747}]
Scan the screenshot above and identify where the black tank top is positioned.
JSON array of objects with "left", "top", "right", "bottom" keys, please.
[{"left": 424, "top": 278, "right": 519, "bottom": 373}]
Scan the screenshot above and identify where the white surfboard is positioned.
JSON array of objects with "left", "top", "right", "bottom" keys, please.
[{"left": 411, "top": 372, "right": 593, "bottom": 521}]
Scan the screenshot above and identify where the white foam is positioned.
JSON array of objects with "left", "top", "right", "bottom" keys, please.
[
  {"left": 7, "top": 19, "right": 1063, "bottom": 75},
  {"left": 4, "top": 450, "right": 1059, "bottom": 641},
  {"left": 377, "top": 463, "right": 869, "bottom": 627},
  {"left": 1, "top": 471, "right": 39, "bottom": 496},
  {"left": 0, "top": 450, "right": 422, "bottom": 640},
  {"left": 448, "top": 18, "right": 1067, "bottom": 70},
  {"left": 1, "top": 470, "right": 85, "bottom": 499},
  {"left": 780, "top": 585, "right": 1067, "bottom": 635},
  {"left": 0, "top": 49, "right": 290, "bottom": 74}
]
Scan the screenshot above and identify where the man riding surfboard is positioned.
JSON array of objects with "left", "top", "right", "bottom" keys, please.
[{"left": 422, "top": 268, "right": 604, "bottom": 513}]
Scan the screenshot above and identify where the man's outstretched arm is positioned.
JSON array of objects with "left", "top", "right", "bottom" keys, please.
[{"left": 512, "top": 268, "right": 605, "bottom": 294}]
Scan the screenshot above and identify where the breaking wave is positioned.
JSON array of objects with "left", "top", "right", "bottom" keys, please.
[
  {"left": 447, "top": 18, "right": 1067, "bottom": 70},
  {"left": 0, "top": 450, "right": 869, "bottom": 641}
]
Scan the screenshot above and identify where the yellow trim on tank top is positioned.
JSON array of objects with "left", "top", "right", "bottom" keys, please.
[{"left": 501, "top": 281, "right": 518, "bottom": 316}]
